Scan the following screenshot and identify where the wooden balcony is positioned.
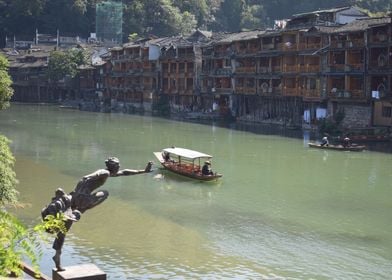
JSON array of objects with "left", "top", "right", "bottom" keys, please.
[
  {"left": 212, "top": 87, "right": 233, "bottom": 94},
  {"left": 272, "top": 66, "right": 282, "bottom": 73},
  {"left": 330, "top": 41, "right": 345, "bottom": 48},
  {"left": 328, "top": 90, "right": 366, "bottom": 100},
  {"left": 298, "top": 64, "right": 320, "bottom": 73},
  {"left": 283, "top": 88, "right": 298, "bottom": 96},
  {"left": 327, "top": 64, "right": 345, "bottom": 72},
  {"left": 235, "top": 66, "right": 256, "bottom": 73},
  {"left": 258, "top": 88, "right": 283, "bottom": 96},
  {"left": 214, "top": 50, "right": 232, "bottom": 57},
  {"left": 283, "top": 64, "right": 298, "bottom": 72},
  {"left": 346, "top": 39, "right": 365, "bottom": 48},
  {"left": 302, "top": 89, "right": 320, "bottom": 99},
  {"left": 177, "top": 53, "right": 195, "bottom": 59},
  {"left": 180, "top": 89, "right": 193, "bottom": 95},
  {"left": 258, "top": 66, "right": 272, "bottom": 73},
  {"left": 350, "top": 89, "right": 366, "bottom": 99},
  {"left": 214, "top": 68, "right": 232, "bottom": 76},
  {"left": 280, "top": 42, "right": 297, "bottom": 51},
  {"left": 261, "top": 43, "right": 276, "bottom": 51},
  {"left": 235, "top": 87, "right": 257, "bottom": 95},
  {"left": 345, "top": 64, "right": 364, "bottom": 72}
]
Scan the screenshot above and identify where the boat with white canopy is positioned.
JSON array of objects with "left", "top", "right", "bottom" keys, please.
[{"left": 153, "top": 147, "right": 222, "bottom": 181}]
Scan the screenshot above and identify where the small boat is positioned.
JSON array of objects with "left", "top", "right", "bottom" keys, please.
[
  {"left": 153, "top": 147, "right": 222, "bottom": 181},
  {"left": 308, "top": 142, "right": 365, "bottom": 152},
  {"left": 335, "top": 128, "right": 391, "bottom": 143}
]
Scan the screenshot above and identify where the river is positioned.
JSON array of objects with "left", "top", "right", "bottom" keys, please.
[{"left": 1, "top": 104, "right": 392, "bottom": 279}]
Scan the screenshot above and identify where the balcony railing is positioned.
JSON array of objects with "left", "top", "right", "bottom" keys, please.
[
  {"left": 346, "top": 39, "right": 365, "bottom": 48},
  {"left": 283, "top": 88, "right": 298, "bottom": 96},
  {"left": 258, "top": 66, "right": 272, "bottom": 73},
  {"left": 345, "top": 64, "right": 364, "bottom": 71},
  {"left": 283, "top": 64, "right": 298, "bottom": 72},
  {"left": 235, "top": 87, "right": 257, "bottom": 94},
  {"left": 328, "top": 90, "right": 366, "bottom": 100},
  {"left": 235, "top": 66, "right": 256, "bottom": 73},
  {"left": 326, "top": 64, "right": 345, "bottom": 72},
  {"left": 214, "top": 68, "right": 232, "bottom": 75},
  {"left": 298, "top": 42, "right": 322, "bottom": 50},
  {"left": 302, "top": 89, "right": 320, "bottom": 98}
]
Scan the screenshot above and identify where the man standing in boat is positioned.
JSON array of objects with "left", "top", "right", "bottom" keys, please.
[
  {"left": 71, "top": 157, "right": 153, "bottom": 213},
  {"left": 320, "top": 136, "right": 329, "bottom": 147}
]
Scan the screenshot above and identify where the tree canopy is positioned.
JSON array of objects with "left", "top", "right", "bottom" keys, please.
[
  {"left": 1, "top": 0, "right": 392, "bottom": 44},
  {"left": 46, "top": 48, "right": 88, "bottom": 82}
]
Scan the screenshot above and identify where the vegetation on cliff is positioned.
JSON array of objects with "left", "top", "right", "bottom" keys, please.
[{"left": 1, "top": 0, "right": 391, "bottom": 44}]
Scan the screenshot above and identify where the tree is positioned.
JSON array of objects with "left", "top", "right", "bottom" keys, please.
[
  {"left": 240, "top": 4, "right": 266, "bottom": 30},
  {"left": 0, "top": 55, "right": 13, "bottom": 110},
  {"left": 0, "top": 53, "right": 38, "bottom": 277},
  {"left": 0, "top": 54, "right": 64, "bottom": 277},
  {"left": 46, "top": 48, "right": 88, "bottom": 82},
  {"left": 213, "top": 0, "right": 245, "bottom": 32}
]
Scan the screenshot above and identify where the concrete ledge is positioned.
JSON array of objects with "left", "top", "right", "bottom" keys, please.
[{"left": 52, "top": 264, "right": 106, "bottom": 280}]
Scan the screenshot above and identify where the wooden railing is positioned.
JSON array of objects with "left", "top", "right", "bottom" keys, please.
[
  {"left": 235, "top": 66, "right": 256, "bottom": 73},
  {"left": 328, "top": 90, "right": 365, "bottom": 99},
  {"left": 302, "top": 89, "right": 320, "bottom": 98},
  {"left": 235, "top": 87, "right": 257, "bottom": 94},
  {"left": 298, "top": 42, "right": 322, "bottom": 50},
  {"left": 283, "top": 88, "right": 298, "bottom": 96},
  {"left": 283, "top": 64, "right": 298, "bottom": 72}
]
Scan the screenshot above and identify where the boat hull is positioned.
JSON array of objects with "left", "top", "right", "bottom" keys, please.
[
  {"left": 308, "top": 143, "right": 365, "bottom": 152},
  {"left": 154, "top": 152, "right": 222, "bottom": 181}
]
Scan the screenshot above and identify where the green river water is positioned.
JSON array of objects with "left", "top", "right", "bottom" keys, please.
[{"left": 1, "top": 104, "right": 392, "bottom": 279}]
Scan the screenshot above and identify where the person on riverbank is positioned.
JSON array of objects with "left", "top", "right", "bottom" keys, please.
[{"left": 71, "top": 157, "right": 153, "bottom": 213}]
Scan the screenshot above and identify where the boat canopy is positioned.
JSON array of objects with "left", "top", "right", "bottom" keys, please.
[{"left": 162, "top": 147, "right": 212, "bottom": 160}]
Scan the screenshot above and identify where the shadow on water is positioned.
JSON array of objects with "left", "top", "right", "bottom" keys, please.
[{"left": 173, "top": 117, "right": 392, "bottom": 154}]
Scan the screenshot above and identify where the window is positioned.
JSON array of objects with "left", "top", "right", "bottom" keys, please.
[{"left": 382, "top": 106, "right": 392, "bottom": 118}]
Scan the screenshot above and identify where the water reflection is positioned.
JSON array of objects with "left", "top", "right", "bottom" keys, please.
[{"left": 1, "top": 104, "right": 392, "bottom": 279}]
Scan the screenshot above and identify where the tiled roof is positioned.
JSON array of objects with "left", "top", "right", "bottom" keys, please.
[
  {"left": 214, "top": 30, "right": 265, "bottom": 44},
  {"left": 332, "top": 17, "right": 391, "bottom": 33},
  {"left": 292, "top": 6, "right": 352, "bottom": 18},
  {"left": 10, "top": 60, "right": 47, "bottom": 68}
]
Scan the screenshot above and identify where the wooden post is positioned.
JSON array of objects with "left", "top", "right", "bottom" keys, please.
[{"left": 52, "top": 264, "right": 106, "bottom": 280}]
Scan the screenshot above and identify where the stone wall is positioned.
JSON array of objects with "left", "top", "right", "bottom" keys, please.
[{"left": 339, "top": 104, "right": 372, "bottom": 128}]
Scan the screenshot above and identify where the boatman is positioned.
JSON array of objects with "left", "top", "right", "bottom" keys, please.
[
  {"left": 320, "top": 136, "right": 329, "bottom": 147},
  {"left": 342, "top": 137, "right": 351, "bottom": 147},
  {"left": 71, "top": 157, "right": 153, "bottom": 213},
  {"left": 202, "top": 160, "right": 214, "bottom": 175}
]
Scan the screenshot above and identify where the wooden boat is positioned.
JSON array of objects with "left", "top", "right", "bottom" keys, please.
[
  {"left": 335, "top": 128, "right": 391, "bottom": 143},
  {"left": 154, "top": 147, "right": 222, "bottom": 181},
  {"left": 308, "top": 142, "right": 365, "bottom": 152}
]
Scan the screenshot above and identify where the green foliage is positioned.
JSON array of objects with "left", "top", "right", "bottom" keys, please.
[
  {"left": 47, "top": 48, "right": 88, "bottom": 82},
  {"left": 214, "top": 0, "right": 245, "bottom": 32},
  {"left": 1, "top": 0, "right": 392, "bottom": 40},
  {"left": 0, "top": 137, "right": 18, "bottom": 207},
  {"left": 240, "top": 4, "right": 266, "bottom": 30},
  {"left": 0, "top": 52, "right": 53, "bottom": 277},
  {"left": 318, "top": 110, "right": 345, "bottom": 135},
  {"left": 0, "top": 55, "right": 14, "bottom": 111},
  {"left": 34, "top": 213, "right": 68, "bottom": 236},
  {"left": 0, "top": 211, "right": 42, "bottom": 277},
  {"left": 152, "top": 95, "right": 171, "bottom": 117},
  {"left": 128, "top": 33, "right": 139, "bottom": 42}
]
